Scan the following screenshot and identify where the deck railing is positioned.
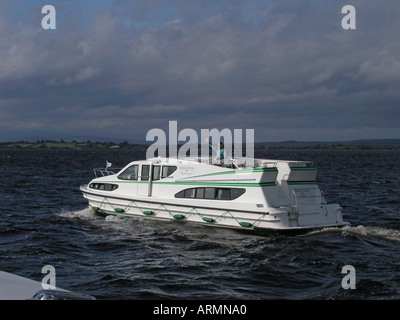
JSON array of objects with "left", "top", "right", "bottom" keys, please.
[
  {"left": 292, "top": 188, "right": 327, "bottom": 206},
  {"left": 93, "top": 168, "right": 122, "bottom": 178},
  {"left": 170, "top": 156, "right": 279, "bottom": 169}
]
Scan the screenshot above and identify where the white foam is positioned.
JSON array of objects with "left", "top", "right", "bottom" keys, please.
[
  {"left": 299, "top": 225, "right": 400, "bottom": 242},
  {"left": 104, "top": 215, "right": 122, "bottom": 221},
  {"left": 298, "top": 227, "right": 343, "bottom": 237},
  {"left": 341, "top": 225, "right": 400, "bottom": 242},
  {"left": 57, "top": 209, "right": 400, "bottom": 243},
  {"left": 57, "top": 207, "right": 96, "bottom": 220}
]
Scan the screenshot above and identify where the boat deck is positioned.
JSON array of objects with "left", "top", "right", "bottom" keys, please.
[{"left": 93, "top": 156, "right": 314, "bottom": 178}]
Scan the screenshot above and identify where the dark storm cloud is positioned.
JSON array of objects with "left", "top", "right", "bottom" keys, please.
[{"left": 0, "top": 0, "right": 399, "bottom": 141}]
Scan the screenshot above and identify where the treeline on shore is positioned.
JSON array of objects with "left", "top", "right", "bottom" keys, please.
[
  {"left": 1, "top": 140, "right": 399, "bottom": 150},
  {"left": 0, "top": 140, "right": 146, "bottom": 150}
]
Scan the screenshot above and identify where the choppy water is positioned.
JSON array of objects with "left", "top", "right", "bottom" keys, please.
[{"left": 1, "top": 149, "right": 399, "bottom": 299}]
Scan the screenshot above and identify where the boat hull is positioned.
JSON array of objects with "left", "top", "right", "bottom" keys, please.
[{"left": 81, "top": 187, "right": 349, "bottom": 235}]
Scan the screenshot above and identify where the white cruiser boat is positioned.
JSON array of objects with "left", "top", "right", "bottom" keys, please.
[{"left": 80, "top": 157, "right": 349, "bottom": 234}]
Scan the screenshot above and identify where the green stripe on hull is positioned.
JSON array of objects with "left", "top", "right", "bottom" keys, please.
[
  {"left": 100, "top": 181, "right": 276, "bottom": 187},
  {"left": 180, "top": 167, "right": 278, "bottom": 180},
  {"left": 158, "top": 181, "right": 276, "bottom": 187}
]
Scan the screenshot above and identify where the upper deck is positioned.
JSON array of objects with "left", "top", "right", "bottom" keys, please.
[
  {"left": 93, "top": 156, "right": 316, "bottom": 186},
  {"left": 145, "top": 156, "right": 313, "bottom": 169}
]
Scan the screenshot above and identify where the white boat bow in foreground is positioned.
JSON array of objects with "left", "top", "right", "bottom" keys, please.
[
  {"left": 0, "top": 271, "right": 95, "bottom": 300},
  {"left": 80, "top": 157, "right": 349, "bottom": 234}
]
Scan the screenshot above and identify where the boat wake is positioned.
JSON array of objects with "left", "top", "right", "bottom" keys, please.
[
  {"left": 301, "top": 225, "right": 400, "bottom": 242},
  {"left": 57, "top": 208, "right": 400, "bottom": 243},
  {"left": 57, "top": 207, "right": 129, "bottom": 223},
  {"left": 57, "top": 207, "right": 97, "bottom": 220},
  {"left": 341, "top": 225, "right": 400, "bottom": 242}
]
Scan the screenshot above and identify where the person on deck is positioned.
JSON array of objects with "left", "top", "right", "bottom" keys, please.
[{"left": 205, "top": 138, "right": 226, "bottom": 164}]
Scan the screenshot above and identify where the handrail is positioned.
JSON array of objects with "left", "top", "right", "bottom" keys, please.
[
  {"left": 292, "top": 187, "right": 327, "bottom": 206},
  {"left": 161, "top": 156, "right": 279, "bottom": 169},
  {"left": 93, "top": 168, "right": 122, "bottom": 178}
]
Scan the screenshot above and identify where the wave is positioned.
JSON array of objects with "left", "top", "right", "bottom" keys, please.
[
  {"left": 341, "top": 225, "right": 400, "bottom": 242},
  {"left": 301, "top": 225, "right": 400, "bottom": 242},
  {"left": 57, "top": 207, "right": 97, "bottom": 220},
  {"left": 56, "top": 208, "right": 400, "bottom": 243}
]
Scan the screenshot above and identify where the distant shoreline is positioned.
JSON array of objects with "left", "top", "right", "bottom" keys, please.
[
  {"left": 0, "top": 140, "right": 147, "bottom": 150},
  {"left": 1, "top": 140, "right": 399, "bottom": 150}
]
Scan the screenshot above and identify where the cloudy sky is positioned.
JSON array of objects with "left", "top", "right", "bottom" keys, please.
[{"left": 0, "top": 0, "right": 399, "bottom": 142}]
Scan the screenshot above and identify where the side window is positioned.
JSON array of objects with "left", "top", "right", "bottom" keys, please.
[
  {"left": 161, "top": 166, "right": 177, "bottom": 178},
  {"left": 89, "top": 183, "right": 119, "bottom": 191},
  {"left": 174, "top": 187, "right": 245, "bottom": 200},
  {"left": 175, "top": 190, "right": 185, "bottom": 198},
  {"left": 230, "top": 188, "right": 246, "bottom": 200},
  {"left": 184, "top": 188, "right": 196, "bottom": 198},
  {"left": 204, "top": 188, "right": 216, "bottom": 199},
  {"left": 216, "top": 188, "right": 230, "bottom": 200},
  {"left": 118, "top": 165, "right": 139, "bottom": 180},
  {"left": 141, "top": 165, "right": 150, "bottom": 181},
  {"left": 152, "top": 165, "right": 161, "bottom": 181},
  {"left": 196, "top": 188, "right": 204, "bottom": 199}
]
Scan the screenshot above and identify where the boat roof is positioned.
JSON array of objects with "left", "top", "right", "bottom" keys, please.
[
  {"left": 93, "top": 156, "right": 314, "bottom": 178},
  {"left": 145, "top": 156, "right": 313, "bottom": 169}
]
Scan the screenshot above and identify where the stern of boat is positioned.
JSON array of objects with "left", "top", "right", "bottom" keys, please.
[{"left": 285, "top": 202, "right": 348, "bottom": 229}]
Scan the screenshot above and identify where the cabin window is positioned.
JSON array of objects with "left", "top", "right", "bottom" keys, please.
[
  {"left": 152, "top": 165, "right": 161, "bottom": 181},
  {"left": 174, "top": 187, "right": 246, "bottom": 200},
  {"left": 118, "top": 165, "right": 139, "bottom": 180},
  {"left": 204, "top": 187, "right": 216, "bottom": 199},
  {"left": 104, "top": 184, "right": 118, "bottom": 191},
  {"left": 141, "top": 165, "right": 150, "bottom": 181},
  {"left": 184, "top": 188, "right": 196, "bottom": 198},
  {"left": 230, "top": 188, "right": 246, "bottom": 199},
  {"left": 89, "top": 183, "right": 119, "bottom": 191},
  {"left": 216, "top": 188, "right": 230, "bottom": 200},
  {"left": 175, "top": 190, "right": 185, "bottom": 198},
  {"left": 161, "top": 166, "right": 177, "bottom": 178},
  {"left": 196, "top": 188, "right": 204, "bottom": 199}
]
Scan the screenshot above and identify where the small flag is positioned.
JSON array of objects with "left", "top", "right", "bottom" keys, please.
[{"left": 106, "top": 160, "right": 112, "bottom": 169}]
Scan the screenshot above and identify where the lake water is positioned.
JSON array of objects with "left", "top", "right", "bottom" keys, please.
[{"left": 1, "top": 149, "right": 399, "bottom": 299}]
